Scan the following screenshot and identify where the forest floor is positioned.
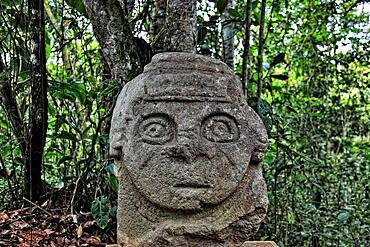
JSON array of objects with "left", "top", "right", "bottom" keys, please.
[{"left": 0, "top": 203, "right": 117, "bottom": 246}]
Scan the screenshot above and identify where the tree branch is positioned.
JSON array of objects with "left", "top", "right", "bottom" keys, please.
[
  {"left": 0, "top": 63, "right": 26, "bottom": 154},
  {"left": 221, "top": 0, "right": 235, "bottom": 69},
  {"left": 257, "top": 0, "right": 266, "bottom": 101}
]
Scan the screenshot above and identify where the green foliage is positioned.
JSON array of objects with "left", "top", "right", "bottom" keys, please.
[
  {"left": 257, "top": 98, "right": 273, "bottom": 134},
  {"left": 246, "top": 1, "right": 370, "bottom": 246},
  {"left": 105, "top": 163, "right": 118, "bottom": 193},
  {"left": 0, "top": 0, "right": 117, "bottom": 210},
  {"left": 198, "top": 0, "right": 369, "bottom": 245},
  {"left": 65, "top": 0, "right": 86, "bottom": 15},
  {"left": 91, "top": 196, "right": 110, "bottom": 229},
  {"left": 270, "top": 53, "right": 286, "bottom": 68}
]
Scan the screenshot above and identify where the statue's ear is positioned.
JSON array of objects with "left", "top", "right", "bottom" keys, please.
[
  {"left": 250, "top": 144, "right": 268, "bottom": 162},
  {"left": 110, "top": 84, "right": 131, "bottom": 160},
  {"left": 245, "top": 106, "right": 269, "bottom": 163},
  {"left": 250, "top": 126, "right": 268, "bottom": 162},
  {"left": 109, "top": 131, "right": 123, "bottom": 160}
]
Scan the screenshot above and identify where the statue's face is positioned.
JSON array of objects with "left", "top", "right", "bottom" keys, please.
[
  {"left": 110, "top": 53, "right": 267, "bottom": 211},
  {"left": 121, "top": 96, "right": 255, "bottom": 210}
]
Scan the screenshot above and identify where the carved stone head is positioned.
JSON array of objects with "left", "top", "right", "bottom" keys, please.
[{"left": 110, "top": 52, "right": 268, "bottom": 246}]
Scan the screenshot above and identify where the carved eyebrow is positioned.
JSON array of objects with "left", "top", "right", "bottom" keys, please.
[
  {"left": 143, "top": 86, "right": 232, "bottom": 102},
  {"left": 140, "top": 112, "right": 172, "bottom": 119},
  {"left": 144, "top": 96, "right": 232, "bottom": 102}
]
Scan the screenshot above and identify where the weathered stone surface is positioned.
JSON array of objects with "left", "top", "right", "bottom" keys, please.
[
  {"left": 107, "top": 241, "right": 278, "bottom": 247},
  {"left": 110, "top": 52, "right": 269, "bottom": 247},
  {"left": 241, "top": 241, "right": 278, "bottom": 247}
]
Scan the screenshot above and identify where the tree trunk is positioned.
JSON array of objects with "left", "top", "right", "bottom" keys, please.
[
  {"left": 152, "top": 0, "right": 197, "bottom": 53},
  {"left": 241, "top": 0, "right": 253, "bottom": 96},
  {"left": 150, "top": 0, "right": 167, "bottom": 53},
  {"left": 221, "top": 0, "right": 235, "bottom": 69},
  {"left": 26, "top": 0, "right": 48, "bottom": 201},
  {"left": 83, "top": 0, "right": 150, "bottom": 85}
]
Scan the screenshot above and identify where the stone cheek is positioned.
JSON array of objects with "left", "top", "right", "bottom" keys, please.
[{"left": 110, "top": 52, "right": 269, "bottom": 246}]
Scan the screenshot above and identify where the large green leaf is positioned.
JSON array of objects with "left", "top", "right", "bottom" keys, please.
[
  {"left": 337, "top": 212, "right": 350, "bottom": 222},
  {"left": 91, "top": 196, "right": 110, "bottom": 229},
  {"left": 270, "top": 53, "right": 286, "bottom": 68},
  {"left": 105, "top": 175, "right": 119, "bottom": 193},
  {"left": 271, "top": 74, "right": 289, "bottom": 80},
  {"left": 228, "top": 8, "right": 243, "bottom": 19},
  {"left": 65, "top": 0, "right": 86, "bottom": 15}
]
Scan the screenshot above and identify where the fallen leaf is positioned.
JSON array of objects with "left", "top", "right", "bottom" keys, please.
[
  {"left": 77, "top": 225, "right": 83, "bottom": 238},
  {"left": 11, "top": 221, "right": 30, "bottom": 230},
  {"left": 60, "top": 214, "right": 73, "bottom": 222},
  {"left": 21, "top": 231, "right": 45, "bottom": 246},
  {"left": 83, "top": 220, "right": 95, "bottom": 228},
  {"left": 0, "top": 212, "right": 9, "bottom": 223},
  {"left": 44, "top": 228, "right": 55, "bottom": 235},
  {"left": 0, "top": 229, "right": 11, "bottom": 235},
  {"left": 10, "top": 208, "right": 29, "bottom": 218},
  {"left": 72, "top": 214, "right": 78, "bottom": 224},
  {"left": 86, "top": 236, "right": 101, "bottom": 245},
  {"left": 0, "top": 206, "right": 116, "bottom": 246},
  {"left": 50, "top": 241, "right": 58, "bottom": 247},
  {"left": 41, "top": 200, "right": 49, "bottom": 207}
]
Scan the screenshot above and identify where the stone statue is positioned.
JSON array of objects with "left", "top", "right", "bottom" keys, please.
[{"left": 110, "top": 52, "right": 269, "bottom": 247}]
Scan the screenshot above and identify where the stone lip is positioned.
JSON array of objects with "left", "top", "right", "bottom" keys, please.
[{"left": 107, "top": 241, "right": 278, "bottom": 247}]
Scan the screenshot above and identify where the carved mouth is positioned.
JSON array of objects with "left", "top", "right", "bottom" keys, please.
[{"left": 173, "top": 182, "right": 212, "bottom": 189}]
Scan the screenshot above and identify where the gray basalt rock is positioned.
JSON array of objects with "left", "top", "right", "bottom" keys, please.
[{"left": 110, "top": 52, "right": 269, "bottom": 247}]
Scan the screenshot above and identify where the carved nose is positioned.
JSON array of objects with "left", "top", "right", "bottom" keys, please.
[
  {"left": 172, "top": 128, "right": 218, "bottom": 160},
  {"left": 174, "top": 144, "right": 198, "bottom": 161},
  {"left": 171, "top": 130, "right": 199, "bottom": 161}
]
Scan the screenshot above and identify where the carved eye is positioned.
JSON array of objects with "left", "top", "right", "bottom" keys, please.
[
  {"left": 138, "top": 115, "right": 174, "bottom": 144},
  {"left": 201, "top": 114, "right": 239, "bottom": 143}
]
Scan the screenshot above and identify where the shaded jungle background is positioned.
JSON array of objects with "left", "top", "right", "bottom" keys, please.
[{"left": 0, "top": 0, "right": 369, "bottom": 246}]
